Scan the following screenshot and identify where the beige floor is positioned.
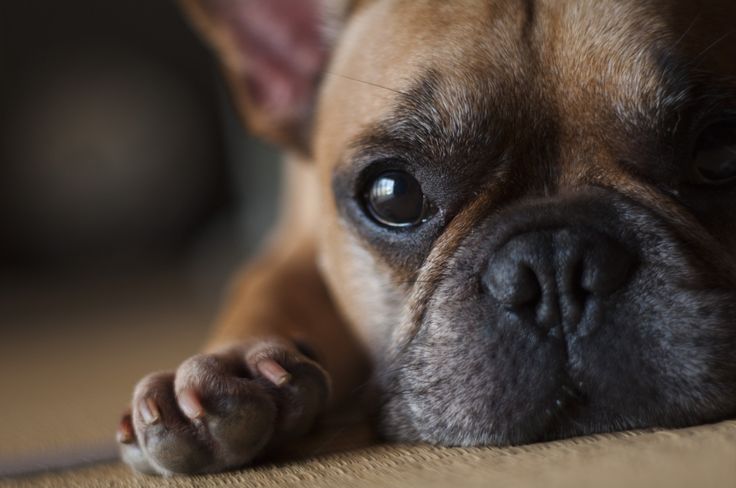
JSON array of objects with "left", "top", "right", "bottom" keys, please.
[
  {"left": 2, "top": 271, "right": 736, "bottom": 487},
  {"left": 2, "top": 421, "right": 735, "bottom": 488},
  {"left": 0, "top": 270, "right": 213, "bottom": 472}
]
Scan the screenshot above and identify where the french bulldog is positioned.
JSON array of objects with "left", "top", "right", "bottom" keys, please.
[{"left": 117, "top": 0, "right": 736, "bottom": 475}]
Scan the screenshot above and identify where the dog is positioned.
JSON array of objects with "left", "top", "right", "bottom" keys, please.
[{"left": 117, "top": 0, "right": 736, "bottom": 475}]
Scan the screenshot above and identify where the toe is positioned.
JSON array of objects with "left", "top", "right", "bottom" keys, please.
[
  {"left": 241, "top": 341, "right": 331, "bottom": 441},
  {"left": 131, "top": 372, "right": 214, "bottom": 474},
  {"left": 173, "top": 354, "right": 278, "bottom": 468},
  {"left": 118, "top": 408, "right": 160, "bottom": 475}
]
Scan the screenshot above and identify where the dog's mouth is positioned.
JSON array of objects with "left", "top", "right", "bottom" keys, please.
[
  {"left": 378, "top": 194, "right": 736, "bottom": 446},
  {"left": 381, "top": 279, "right": 736, "bottom": 447}
]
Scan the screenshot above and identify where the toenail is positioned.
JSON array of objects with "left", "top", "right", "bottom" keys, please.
[
  {"left": 257, "top": 359, "right": 292, "bottom": 387},
  {"left": 116, "top": 414, "right": 136, "bottom": 444},
  {"left": 178, "top": 389, "right": 205, "bottom": 420},
  {"left": 139, "top": 398, "right": 161, "bottom": 425},
  {"left": 116, "top": 425, "right": 135, "bottom": 444}
]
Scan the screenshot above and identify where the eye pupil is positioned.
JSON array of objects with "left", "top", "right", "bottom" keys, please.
[
  {"left": 694, "top": 122, "right": 736, "bottom": 184},
  {"left": 699, "top": 157, "right": 736, "bottom": 181},
  {"left": 365, "top": 171, "right": 427, "bottom": 227}
]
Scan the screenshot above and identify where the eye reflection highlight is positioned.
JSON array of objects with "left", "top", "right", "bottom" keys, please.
[{"left": 364, "top": 170, "right": 428, "bottom": 227}]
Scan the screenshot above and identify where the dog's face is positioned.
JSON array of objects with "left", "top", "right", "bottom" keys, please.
[
  {"left": 314, "top": 0, "right": 736, "bottom": 445},
  {"left": 183, "top": 0, "right": 736, "bottom": 445}
]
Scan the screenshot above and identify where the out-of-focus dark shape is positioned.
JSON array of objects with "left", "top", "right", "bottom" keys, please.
[
  {"left": 0, "top": 1, "right": 229, "bottom": 270},
  {"left": 0, "top": 0, "right": 283, "bottom": 469}
]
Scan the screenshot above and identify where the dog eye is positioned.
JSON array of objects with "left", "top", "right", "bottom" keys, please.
[
  {"left": 693, "top": 121, "right": 736, "bottom": 184},
  {"left": 363, "top": 171, "right": 430, "bottom": 227}
]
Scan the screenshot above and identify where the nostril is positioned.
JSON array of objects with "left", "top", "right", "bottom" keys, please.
[
  {"left": 508, "top": 264, "right": 542, "bottom": 307},
  {"left": 486, "top": 259, "right": 541, "bottom": 309},
  {"left": 581, "top": 238, "right": 636, "bottom": 296}
]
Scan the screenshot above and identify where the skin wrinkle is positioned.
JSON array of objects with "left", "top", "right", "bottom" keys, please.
[{"left": 393, "top": 188, "right": 504, "bottom": 355}]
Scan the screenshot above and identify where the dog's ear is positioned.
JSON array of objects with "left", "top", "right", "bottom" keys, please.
[{"left": 179, "top": 0, "right": 346, "bottom": 154}]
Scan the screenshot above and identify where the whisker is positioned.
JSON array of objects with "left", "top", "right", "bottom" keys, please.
[
  {"left": 672, "top": 14, "right": 700, "bottom": 50},
  {"left": 325, "top": 71, "right": 409, "bottom": 96},
  {"left": 691, "top": 29, "right": 735, "bottom": 67}
]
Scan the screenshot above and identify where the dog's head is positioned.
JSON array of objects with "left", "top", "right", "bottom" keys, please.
[{"left": 183, "top": 0, "right": 736, "bottom": 444}]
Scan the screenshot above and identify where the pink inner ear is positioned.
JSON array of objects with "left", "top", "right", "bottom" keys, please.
[{"left": 203, "top": 0, "right": 327, "bottom": 119}]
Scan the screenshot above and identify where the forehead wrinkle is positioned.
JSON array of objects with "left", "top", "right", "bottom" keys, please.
[
  {"left": 531, "top": 0, "right": 730, "bottom": 193},
  {"left": 579, "top": 168, "right": 728, "bottom": 264},
  {"left": 349, "top": 70, "right": 501, "bottom": 159},
  {"left": 536, "top": 0, "right": 678, "bottom": 131}
]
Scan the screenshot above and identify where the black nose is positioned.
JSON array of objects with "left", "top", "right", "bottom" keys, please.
[{"left": 483, "top": 228, "right": 635, "bottom": 335}]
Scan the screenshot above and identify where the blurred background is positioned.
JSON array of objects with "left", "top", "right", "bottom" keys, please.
[{"left": 0, "top": 0, "right": 280, "bottom": 474}]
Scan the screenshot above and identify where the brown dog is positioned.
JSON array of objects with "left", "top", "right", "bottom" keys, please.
[{"left": 117, "top": 0, "right": 736, "bottom": 475}]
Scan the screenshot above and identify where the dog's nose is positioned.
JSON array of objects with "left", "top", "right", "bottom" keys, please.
[{"left": 483, "top": 228, "right": 635, "bottom": 334}]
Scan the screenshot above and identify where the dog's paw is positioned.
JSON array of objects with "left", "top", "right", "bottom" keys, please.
[{"left": 117, "top": 339, "right": 330, "bottom": 475}]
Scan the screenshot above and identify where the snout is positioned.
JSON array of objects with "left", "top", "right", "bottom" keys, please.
[{"left": 381, "top": 192, "right": 736, "bottom": 447}]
